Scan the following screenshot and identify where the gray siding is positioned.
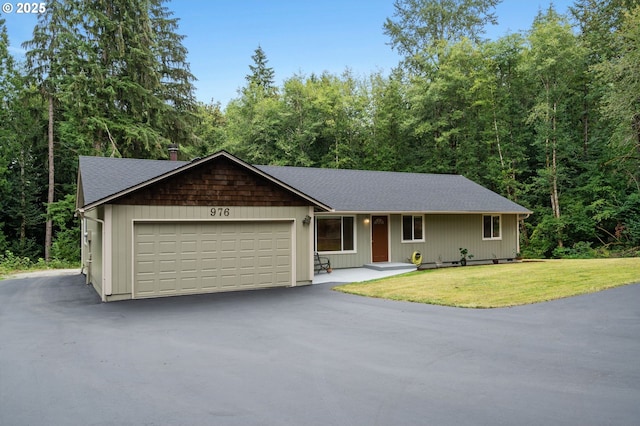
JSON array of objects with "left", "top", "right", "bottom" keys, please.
[{"left": 390, "top": 214, "right": 519, "bottom": 264}]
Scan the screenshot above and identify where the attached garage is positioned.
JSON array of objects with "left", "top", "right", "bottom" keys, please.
[
  {"left": 76, "top": 151, "right": 331, "bottom": 302},
  {"left": 133, "top": 220, "right": 293, "bottom": 298}
]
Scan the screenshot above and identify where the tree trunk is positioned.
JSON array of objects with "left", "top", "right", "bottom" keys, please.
[
  {"left": 45, "top": 95, "right": 54, "bottom": 262},
  {"left": 550, "top": 101, "right": 562, "bottom": 248},
  {"left": 582, "top": 86, "right": 589, "bottom": 157},
  {"left": 634, "top": 114, "right": 640, "bottom": 191},
  {"left": 19, "top": 149, "right": 26, "bottom": 244},
  {"left": 492, "top": 103, "right": 516, "bottom": 199}
]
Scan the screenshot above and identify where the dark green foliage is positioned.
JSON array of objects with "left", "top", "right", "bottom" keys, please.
[
  {"left": 384, "top": 0, "right": 500, "bottom": 70},
  {"left": 24, "top": 0, "right": 197, "bottom": 159},
  {"left": 245, "top": 46, "right": 277, "bottom": 97},
  {"left": 1, "top": 0, "right": 639, "bottom": 262},
  {"left": 217, "top": 1, "right": 639, "bottom": 258},
  {"left": 1, "top": 0, "right": 198, "bottom": 263},
  {"left": 0, "top": 18, "right": 48, "bottom": 260},
  {"left": 48, "top": 194, "right": 79, "bottom": 262}
]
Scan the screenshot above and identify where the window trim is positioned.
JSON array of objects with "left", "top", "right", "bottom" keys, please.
[
  {"left": 315, "top": 215, "right": 357, "bottom": 254},
  {"left": 482, "top": 214, "right": 502, "bottom": 240},
  {"left": 401, "top": 214, "right": 425, "bottom": 243}
]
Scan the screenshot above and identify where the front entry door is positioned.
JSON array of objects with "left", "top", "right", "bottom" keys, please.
[{"left": 371, "top": 216, "right": 389, "bottom": 262}]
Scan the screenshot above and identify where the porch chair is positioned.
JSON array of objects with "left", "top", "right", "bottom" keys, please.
[{"left": 314, "top": 252, "right": 332, "bottom": 274}]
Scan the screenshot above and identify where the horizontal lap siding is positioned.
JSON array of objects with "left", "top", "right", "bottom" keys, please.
[
  {"left": 323, "top": 213, "right": 520, "bottom": 269},
  {"left": 390, "top": 214, "right": 519, "bottom": 264}
]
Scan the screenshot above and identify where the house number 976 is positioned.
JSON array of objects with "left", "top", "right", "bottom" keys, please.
[{"left": 210, "top": 207, "right": 230, "bottom": 217}]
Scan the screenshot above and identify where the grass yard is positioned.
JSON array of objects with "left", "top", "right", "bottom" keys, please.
[{"left": 334, "top": 258, "right": 640, "bottom": 308}]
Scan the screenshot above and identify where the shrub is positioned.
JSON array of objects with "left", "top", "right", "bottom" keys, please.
[
  {"left": 0, "top": 250, "right": 34, "bottom": 274},
  {"left": 552, "top": 241, "right": 597, "bottom": 259}
]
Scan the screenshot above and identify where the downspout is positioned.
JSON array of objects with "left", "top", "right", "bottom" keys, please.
[{"left": 77, "top": 208, "right": 106, "bottom": 302}]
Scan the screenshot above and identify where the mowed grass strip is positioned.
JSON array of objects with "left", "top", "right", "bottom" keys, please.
[{"left": 334, "top": 258, "right": 640, "bottom": 308}]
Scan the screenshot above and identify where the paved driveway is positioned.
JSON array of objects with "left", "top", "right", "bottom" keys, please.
[{"left": 1, "top": 274, "right": 639, "bottom": 426}]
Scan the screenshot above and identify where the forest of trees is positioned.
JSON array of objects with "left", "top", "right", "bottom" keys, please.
[{"left": 0, "top": 0, "right": 639, "bottom": 265}]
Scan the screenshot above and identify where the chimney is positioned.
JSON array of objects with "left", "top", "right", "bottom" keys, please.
[{"left": 168, "top": 143, "right": 179, "bottom": 161}]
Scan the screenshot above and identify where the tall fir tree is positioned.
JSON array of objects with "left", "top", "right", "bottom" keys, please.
[
  {"left": 25, "top": 0, "right": 197, "bottom": 160},
  {"left": 2, "top": 18, "right": 47, "bottom": 258},
  {"left": 22, "top": 0, "right": 78, "bottom": 261},
  {"left": 245, "top": 45, "right": 277, "bottom": 97}
]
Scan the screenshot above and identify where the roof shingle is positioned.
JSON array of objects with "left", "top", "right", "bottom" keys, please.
[
  {"left": 256, "top": 165, "right": 530, "bottom": 213},
  {"left": 78, "top": 154, "right": 531, "bottom": 214}
]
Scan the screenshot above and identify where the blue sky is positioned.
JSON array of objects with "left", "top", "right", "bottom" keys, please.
[{"left": 3, "top": 0, "right": 573, "bottom": 107}]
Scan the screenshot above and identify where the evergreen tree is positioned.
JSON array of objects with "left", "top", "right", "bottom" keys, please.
[
  {"left": 245, "top": 45, "right": 277, "bottom": 96},
  {"left": 22, "top": 0, "right": 77, "bottom": 261},
  {"left": 1, "top": 19, "right": 47, "bottom": 258},
  {"left": 363, "top": 70, "right": 411, "bottom": 172},
  {"left": 25, "top": 0, "right": 197, "bottom": 160},
  {"left": 225, "top": 46, "right": 280, "bottom": 164}
]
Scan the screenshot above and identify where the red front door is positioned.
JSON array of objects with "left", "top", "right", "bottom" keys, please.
[{"left": 371, "top": 216, "right": 389, "bottom": 262}]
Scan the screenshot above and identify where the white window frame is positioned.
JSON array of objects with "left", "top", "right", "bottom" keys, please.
[
  {"left": 401, "top": 215, "right": 425, "bottom": 243},
  {"left": 315, "top": 215, "right": 357, "bottom": 254},
  {"left": 482, "top": 214, "right": 502, "bottom": 240}
]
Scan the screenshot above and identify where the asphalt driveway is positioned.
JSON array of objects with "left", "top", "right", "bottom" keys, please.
[{"left": 1, "top": 273, "right": 639, "bottom": 426}]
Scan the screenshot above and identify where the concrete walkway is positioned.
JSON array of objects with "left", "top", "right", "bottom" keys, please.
[{"left": 312, "top": 264, "right": 416, "bottom": 284}]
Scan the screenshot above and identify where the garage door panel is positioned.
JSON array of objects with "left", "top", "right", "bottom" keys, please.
[
  {"left": 134, "top": 221, "right": 293, "bottom": 298},
  {"left": 221, "top": 240, "right": 237, "bottom": 252},
  {"left": 157, "top": 259, "right": 176, "bottom": 272},
  {"left": 201, "top": 276, "right": 217, "bottom": 290},
  {"left": 137, "top": 241, "right": 155, "bottom": 253},
  {"left": 201, "top": 242, "right": 218, "bottom": 253},
  {"left": 275, "top": 271, "right": 290, "bottom": 282},
  {"left": 180, "top": 276, "right": 198, "bottom": 291},
  {"left": 181, "top": 257, "right": 197, "bottom": 269},
  {"left": 158, "top": 277, "right": 177, "bottom": 292},
  {"left": 180, "top": 241, "right": 197, "bottom": 253},
  {"left": 158, "top": 241, "right": 177, "bottom": 253},
  {"left": 277, "top": 255, "right": 290, "bottom": 267},
  {"left": 201, "top": 258, "right": 218, "bottom": 270}
]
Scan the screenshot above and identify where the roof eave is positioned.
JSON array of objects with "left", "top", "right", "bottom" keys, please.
[{"left": 316, "top": 210, "right": 533, "bottom": 215}]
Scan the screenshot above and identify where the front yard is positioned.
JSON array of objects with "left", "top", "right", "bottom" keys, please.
[{"left": 335, "top": 258, "right": 640, "bottom": 308}]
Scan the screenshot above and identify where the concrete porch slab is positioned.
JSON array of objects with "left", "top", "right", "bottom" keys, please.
[
  {"left": 363, "top": 262, "right": 417, "bottom": 271},
  {"left": 312, "top": 265, "right": 416, "bottom": 285}
]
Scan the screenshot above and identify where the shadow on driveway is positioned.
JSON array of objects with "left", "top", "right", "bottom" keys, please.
[{"left": 1, "top": 273, "right": 639, "bottom": 426}]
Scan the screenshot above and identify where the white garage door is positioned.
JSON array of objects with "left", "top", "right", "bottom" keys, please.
[{"left": 134, "top": 221, "right": 293, "bottom": 298}]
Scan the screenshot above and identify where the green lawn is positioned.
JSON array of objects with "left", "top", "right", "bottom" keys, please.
[{"left": 334, "top": 258, "right": 640, "bottom": 308}]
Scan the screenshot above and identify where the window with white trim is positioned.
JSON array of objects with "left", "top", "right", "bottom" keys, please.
[
  {"left": 483, "top": 215, "right": 501, "bottom": 240},
  {"left": 316, "top": 216, "right": 355, "bottom": 252},
  {"left": 402, "top": 215, "right": 424, "bottom": 242}
]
